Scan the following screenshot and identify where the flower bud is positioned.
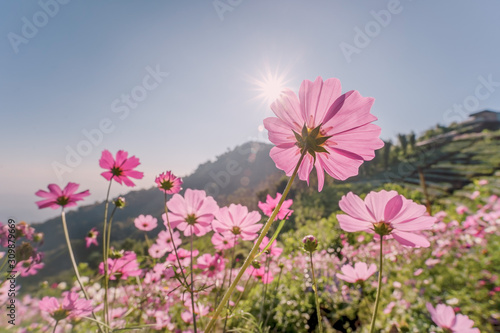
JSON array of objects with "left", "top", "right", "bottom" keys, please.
[
  {"left": 302, "top": 235, "right": 318, "bottom": 253},
  {"left": 251, "top": 260, "right": 261, "bottom": 269},
  {"left": 114, "top": 197, "right": 126, "bottom": 208}
]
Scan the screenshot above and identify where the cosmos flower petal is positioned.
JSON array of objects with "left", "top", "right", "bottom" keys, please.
[
  {"left": 299, "top": 77, "right": 342, "bottom": 128},
  {"left": 337, "top": 214, "right": 372, "bottom": 232},
  {"left": 391, "top": 230, "right": 430, "bottom": 248},
  {"left": 269, "top": 146, "right": 301, "bottom": 176},
  {"left": 270, "top": 89, "right": 303, "bottom": 131}
]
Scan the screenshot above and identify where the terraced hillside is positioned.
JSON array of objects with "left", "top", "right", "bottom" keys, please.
[{"left": 376, "top": 130, "right": 500, "bottom": 202}]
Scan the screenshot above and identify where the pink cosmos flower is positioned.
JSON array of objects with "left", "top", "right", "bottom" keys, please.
[
  {"left": 212, "top": 204, "right": 262, "bottom": 241},
  {"left": 85, "top": 228, "right": 99, "bottom": 248},
  {"left": 259, "top": 236, "right": 283, "bottom": 257},
  {"left": 99, "top": 251, "right": 142, "bottom": 280},
  {"left": 263, "top": 77, "right": 383, "bottom": 191},
  {"left": 426, "top": 303, "right": 479, "bottom": 333},
  {"left": 35, "top": 183, "right": 90, "bottom": 209},
  {"left": 258, "top": 193, "right": 293, "bottom": 221},
  {"left": 251, "top": 266, "right": 274, "bottom": 284},
  {"left": 16, "top": 258, "right": 44, "bottom": 277},
  {"left": 196, "top": 253, "right": 225, "bottom": 277},
  {"left": 211, "top": 232, "right": 236, "bottom": 251},
  {"left": 99, "top": 150, "right": 144, "bottom": 186},
  {"left": 39, "top": 291, "right": 93, "bottom": 320},
  {"left": 337, "top": 190, "right": 437, "bottom": 247},
  {"left": 134, "top": 214, "right": 158, "bottom": 231},
  {"left": 156, "top": 229, "right": 182, "bottom": 252},
  {"left": 166, "top": 189, "right": 219, "bottom": 237},
  {"left": 155, "top": 171, "right": 183, "bottom": 194},
  {"left": 336, "top": 262, "right": 377, "bottom": 283},
  {"left": 181, "top": 301, "right": 210, "bottom": 324}
]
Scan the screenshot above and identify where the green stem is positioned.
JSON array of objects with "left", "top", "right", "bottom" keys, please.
[
  {"left": 102, "top": 180, "right": 112, "bottom": 333},
  {"left": 205, "top": 149, "right": 307, "bottom": 332},
  {"left": 309, "top": 251, "right": 323, "bottom": 333},
  {"left": 190, "top": 227, "right": 198, "bottom": 333},
  {"left": 61, "top": 210, "right": 104, "bottom": 333},
  {"left": 223, "top": 235, "right": 238, "bottom": 332},
  {"left": 52, "top": 320, "right": 59, "bottom": 333},
  {"left": 263, "top": 264, "right": 283, "bottom": 328},
  {"left": 369, "top": 237, "right": 384, "bottom": 333},
  {"left": 259, "top": 255, "right": 272, "bottom": 324}
]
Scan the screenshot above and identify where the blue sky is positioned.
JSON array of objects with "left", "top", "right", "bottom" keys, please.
[{"left": 1, "top": 0, "right": 500, "bottom": 223}]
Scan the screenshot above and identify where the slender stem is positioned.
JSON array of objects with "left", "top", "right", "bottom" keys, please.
[
  {"left": 61, "top": 211, "right": 104, "bottom": 333},
  {"left": 205, "top": 149, "right": 307, "bottom": 332},
  {"left": 223, "top": 235, "right": 238, "bottom": 332},
  {"left": 232, "top": 267, "right": 255, "bottom": 309},
  {"left": 190, "top": 227, "right": 198, "bottom": 333},
  {"left": 102, "top": 180, "right": 112, "bottom": 333},
  {"left": 164, "top": 192, "right": 189, "bottom": 287},
  {"left": 52, "top": 320, "right": 59, "bottom": 333},
  {"left": 259, "top": 255, "right": 271, "bottom": 323},
  {"left": 264, "top": 264, "right": 283, "bottom": 328},
  {"left": 309, "top": 252, "right": 323, "bottom": 333},
  {"left": 369, "top": 237, "right": 384, "bottom": 333}
]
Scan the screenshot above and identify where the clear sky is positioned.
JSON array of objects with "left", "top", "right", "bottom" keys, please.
[{"left": 1, "top": 0, "right": 500, "bottom": 224}]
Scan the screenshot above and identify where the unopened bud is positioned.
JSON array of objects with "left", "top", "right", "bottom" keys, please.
[
  {"left": 114, "top": 197, "right": 126, "bottom": 208},
  {"left": 302, "top": 235, "right": 318, "bottom": 253}
]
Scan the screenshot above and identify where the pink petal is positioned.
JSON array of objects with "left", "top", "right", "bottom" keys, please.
[
  {"left": 384, "top": 195, "right": 403, "bottom": 221},
  {"left": 269, "top": 146, "right": 302, "bottom": 176},
  {"left": 365, "top": 190, "right": 399, "bottom": 222},
  {"left": 99, "top": 150, "right": 114, "bottom": 169},
  {"left": 270, "top": 89, "right": 303, "bottom": 131},
  {"left": 391, "top": 230, "right": 430, "bottom": 248},
  {"left": 337, "top": 215, "right": 372, "bottom": 232},
  {"left": 339, "top": 192, "right": 375, "bottom": 222},
  {"left": 299, "top": 77, "right": 342, "bottom": 128}
]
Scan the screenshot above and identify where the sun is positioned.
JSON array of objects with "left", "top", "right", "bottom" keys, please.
[{"left": 248, "top": 67, "right": 292, "bottom": 107}]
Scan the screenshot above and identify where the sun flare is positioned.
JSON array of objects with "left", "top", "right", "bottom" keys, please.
[{"left": 249, "top": 67, "right": 291, "bottom": 107}]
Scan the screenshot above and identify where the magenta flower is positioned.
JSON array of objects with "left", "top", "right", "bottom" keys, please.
[
  {"left": 99, "top": 150, "right": 144, "bottom": 186},
  {"left": 39, "top": 291, "right": 93, "bottom": 321},
  {"left": 99, "top": 251, "right": 142, "bottom": 280},
  {"left": 263, "top": 77, "right": 383, "bottom": 191},
  {"left": 166, "top": 189, "right": 219, "bottom": 237},
  {"left": 337, "top": 190, "right": 436, "bottom": 247},
  {"left": 212, "top": 204, "right": 262, "bottom": 241},
  {"left": 134, "top": 214, "right": 158, "bottom": 231},
  {"left": 35, "top": 183, "right": 90, "bottom": 209},
  {"left": 156, "top": 229, "right": 182, "bottom": 252},
  {"left": 16, "top": 258, "right": 44, "bottom": 277},
  {"left": 155, "top": 171, "right": 183, "bottom": 194},
  {"left": 85, "top": 227, "right": 99, "bottom": 248},
  {"left": 426, "top": 303, "right": 479, "bottom": 333},
  {"left": 197, "top": 253, "right": 225, "bottom": 278},
  {"left": 258, "top": 193, "right": 293, "bottom": 221},
  {"left": 336, "top": 262, "right": 377, "bottom": 283}
]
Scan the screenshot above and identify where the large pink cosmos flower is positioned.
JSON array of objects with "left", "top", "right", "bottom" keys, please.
[
  {"left": 35, "top": 183, "right": 90, "bottom": 209},
  {"left": 99, "top": 150, "right": 144, "bottom": 186},
  {"left": 426, "top": 303, "right": 479, "bottom": 333},
  {"left": 336, "top": 262, "right": 377, "bottom": 283},
  {"left": 155, "top": 171, "right": 183, "bottom": 194},
  {"left": 39, "top": 291, "right": 93, "bottom": 320},
  {"left": 166, "top": 189, "right": 219, "bottom": 237},
  {"left": 337, "top": 190, "right": 436, "bottom": 247},
  {"left": 263, "top": 77, "right": 383, "bottom": 191},
  {"left": 212, "top": 204, "right": 262, "bottom": 241},
  {"left": 258, "top": 193, "right": 293, "bottom": 221}
]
